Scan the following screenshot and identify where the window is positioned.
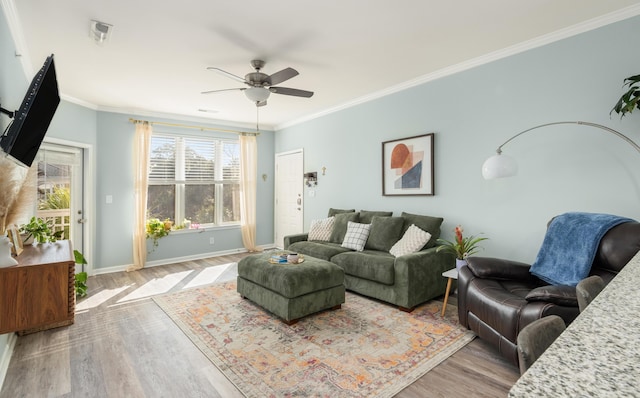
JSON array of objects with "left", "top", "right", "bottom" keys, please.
[{"left": 147, "top": 134, "right": 240, "bottom": 227}]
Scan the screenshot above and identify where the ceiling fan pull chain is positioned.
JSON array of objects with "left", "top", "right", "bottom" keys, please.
[{"left": 256, "top": 104, "right": 260, "bottom": 132}]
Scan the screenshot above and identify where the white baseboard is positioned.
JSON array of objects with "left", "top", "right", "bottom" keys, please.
[
  {"left": 0, "top": 333, "right": 17, "bottom": 392},
  {"left": 92, "top": 244, "right": 275, "bottom": 275}
]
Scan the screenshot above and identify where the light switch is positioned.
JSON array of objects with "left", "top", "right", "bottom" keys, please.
[{"left": 106, "top": 195, "right": 113, "bottom": 204}]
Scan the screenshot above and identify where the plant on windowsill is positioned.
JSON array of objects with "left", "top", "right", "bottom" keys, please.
[
  {"left": 146, "top": 218, "right": 172, "bottom": 248},
  {"left": 611, "top": 74, "right": 640, "bottom": 118}
]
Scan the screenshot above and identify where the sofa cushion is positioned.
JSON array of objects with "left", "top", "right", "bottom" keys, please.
[
  {"left": 331, "top": 251, "right": 396, "bottom": 285},
  {"left": 342, "top": 221, "right": 371, "bottom": 252},
  {"left": 389, "top": 224, "right": 432, "bottom": 257},
  {"left": 308, "top": 216, "right": 335, "bottom": 241},
  {"left": 359, "top": 210, "right": 393, "bottom": 224},
  {"left": 288, "top": 241, "right": 351, "bottom": 261},
  {"left": 329, "top": 212, "right": 360, "bottom": 243},
  {"left": 328, "top": 208, "right": 356, "bottom": 217},
  {"left": 400, "top": 212, "right": 443, "bottom": 248},
  {"left": 365, "top": 216, "right": 404, "bottom": 252}
]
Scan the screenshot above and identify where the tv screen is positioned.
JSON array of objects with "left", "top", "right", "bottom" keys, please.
[{"left": 0, "top": 54, "right": 60, "bottom": 167}]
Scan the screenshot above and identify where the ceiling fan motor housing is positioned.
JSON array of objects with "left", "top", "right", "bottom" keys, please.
[{"left": 246, "top": 72, "right": 270, "bottom": 87}]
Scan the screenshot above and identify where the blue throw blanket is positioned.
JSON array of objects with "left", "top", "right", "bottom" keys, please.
[{"left": 530, "top": 212, "right": 634, "bottom": 286}]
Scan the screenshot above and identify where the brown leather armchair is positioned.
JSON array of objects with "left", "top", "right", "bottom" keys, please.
[{"left": 457, "top": 221, "right": 640, "bottom": 366}]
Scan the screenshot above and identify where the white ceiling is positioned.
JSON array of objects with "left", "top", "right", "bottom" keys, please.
[{"left": 7, "top": 0, "right": 640, "bottom": 130}]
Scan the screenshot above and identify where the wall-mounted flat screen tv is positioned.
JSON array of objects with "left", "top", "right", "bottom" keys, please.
[{"left": 0, "top": 54, "right": 60, "bottom": 167}]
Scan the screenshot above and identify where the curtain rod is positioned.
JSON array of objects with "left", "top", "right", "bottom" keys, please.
[{"left": 128, "top": 118, "right": 259, "bottom": 136}]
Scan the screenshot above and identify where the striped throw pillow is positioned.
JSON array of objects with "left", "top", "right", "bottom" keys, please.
[{"left": 308, "top": 217, "right": 335, "bottom": 241}]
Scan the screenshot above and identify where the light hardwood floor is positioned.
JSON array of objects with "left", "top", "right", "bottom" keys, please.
[{"left": 0, "top": 252, "right": 520, "bottom": 397}]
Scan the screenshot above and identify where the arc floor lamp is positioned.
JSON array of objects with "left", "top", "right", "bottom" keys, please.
[{"left": 481, "top": 121, "right": 640, "bottom": 180}]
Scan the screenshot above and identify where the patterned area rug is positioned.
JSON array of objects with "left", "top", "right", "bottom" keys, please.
[{"left": 154, "top": 281, "right": 474, "bottom": 398}]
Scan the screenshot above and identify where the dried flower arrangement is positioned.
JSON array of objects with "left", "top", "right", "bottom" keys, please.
[{"left": 0, "top": 157, "right": 37, "bottom": 234}]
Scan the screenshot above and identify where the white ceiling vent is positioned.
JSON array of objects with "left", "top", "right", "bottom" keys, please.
[{"left": 90, "top": 20, "right": 113, "bottom": 45}]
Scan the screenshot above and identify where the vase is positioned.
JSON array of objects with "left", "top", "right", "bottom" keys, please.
[
  {"left": 455, "top": 258, "right": 468, "bottom": 272},
  {"left": 0, "top": 233, "right": 18, "bottom": 268}
]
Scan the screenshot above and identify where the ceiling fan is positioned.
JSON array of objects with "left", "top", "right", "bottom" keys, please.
[{"left": 202, "top": 60, "right": 314, "bottom": 107}]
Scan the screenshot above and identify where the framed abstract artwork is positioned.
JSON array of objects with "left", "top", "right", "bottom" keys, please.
[{"left": 382, "top": 133, "right": 434, "bottom": 196}]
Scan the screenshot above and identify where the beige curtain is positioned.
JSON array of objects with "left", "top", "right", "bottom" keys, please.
[
  {"left": 239, "top": 133, "right": 261, "bottom": 252},
  {"left": 128, "top": 121, "right": 152, "bottom": 271}
]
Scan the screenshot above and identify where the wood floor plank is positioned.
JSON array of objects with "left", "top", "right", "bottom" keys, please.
[{"left": 0, "top": 253, "right": 519, "bottom": 397}]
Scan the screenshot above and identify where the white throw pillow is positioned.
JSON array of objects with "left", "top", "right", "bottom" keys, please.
[
  {"left": 341, "top": 221, "right": 371, "bottom": 252},
  {"left": 308, "top": 216, "right": 335, "bottom": 241},
  {"left": 389, "top": 224, "right": 432, "bottom": 257}
]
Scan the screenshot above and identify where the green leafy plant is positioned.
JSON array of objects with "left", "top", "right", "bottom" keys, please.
[
  {"left": 146, "top": 218, "right": 171, "bottom": 248},
  {"left": 611, "top": 74, "right": 640, "bottom": 118},
  {"left": 19, "top": 216, "right": 62, "bottom": 244},
  {"left": 436, "top": 225, "right": 488, "bottom": 260},
  {"left": 74, "top": 249, "right": 88, "bottom": 298}
]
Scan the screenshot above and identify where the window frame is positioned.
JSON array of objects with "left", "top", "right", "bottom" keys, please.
[{"left": 147, "top": 132, "right": 240, "bottom": 228}]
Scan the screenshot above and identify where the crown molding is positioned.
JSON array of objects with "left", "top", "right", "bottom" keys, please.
[
  {"left": 97, "top": 105, "right": 271, "bottom": 132},
  {"left": 61, "top": 94, "right": 99, "bottom": 110},
  {"left": 1, "top": 0, "right": 33, "bottom": 79},
  {"left": 275, "top": 4, "right": 640, "bottom": 131}
]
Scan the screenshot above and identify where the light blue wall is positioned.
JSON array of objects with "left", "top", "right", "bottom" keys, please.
[
  {"left": 276, "top": 15, "right": 640, "bottom": 264},
  {"left": 0, "top": 2, "right": 22, "bottom": 380},
  {"left": 47, "top": 101, "right": 98, "bottom": 146},
  {"left": 1, "top": 7, "right": 100, "bottom": 366},
  {"left": 95, "top": 111, "right": 275, "bottom": 269}
]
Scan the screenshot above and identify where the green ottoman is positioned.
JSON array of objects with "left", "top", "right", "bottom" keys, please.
[{"left": 237, "top": 252, "right": 345, "bottom": 324}]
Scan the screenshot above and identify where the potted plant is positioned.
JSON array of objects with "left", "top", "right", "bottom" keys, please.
[
  {"left": 146, "top": 217, "right": 171, "bottom": 248},
  {"left": 19, "top": 216, "right": 62, "bottom": 244},
  {"left": 611, "top": 74, "right": 640, "bottom": 118},
  {"left": 437, "top": 225, "right": 488, "bottom": 271}
]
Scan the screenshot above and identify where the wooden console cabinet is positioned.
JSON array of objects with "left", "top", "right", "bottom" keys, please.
[{"left": 0, "top": 240, "right": 75, "bottom": 335}]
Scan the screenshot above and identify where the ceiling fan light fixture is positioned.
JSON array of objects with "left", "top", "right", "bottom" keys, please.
[{"left": 245, "top": 87, "right": 270, "bottom": 103}]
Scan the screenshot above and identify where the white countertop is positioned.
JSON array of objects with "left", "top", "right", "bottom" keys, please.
[{"left": 509, "top": 250, "right": 640, "bottom": 397}]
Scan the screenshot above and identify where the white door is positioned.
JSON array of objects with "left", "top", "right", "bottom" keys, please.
[
  {"left": 36, "top": 142, "right": 87, "bottom": 272},
  {"left": 274, "top": 149, "right": 304, "bottom": 248}
]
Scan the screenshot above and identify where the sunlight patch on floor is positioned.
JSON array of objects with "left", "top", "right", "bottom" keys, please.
[
  {"left": 76, "top": 284, "right": 133, "bottom": 312},
  {"left": 183, "top": 262, "right": 237, "bottom": 289},
  {"left": 117, "top": 270, "right": 193, "bottom": 302}
]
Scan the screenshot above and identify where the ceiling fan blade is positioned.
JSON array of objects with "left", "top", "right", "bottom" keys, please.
[
  {"left": 201, "top": 87, "right": 246, "bottom": 95},
  {"left": 207, "top": 67, "right": 246, "bottom": 84},
  {"left": 270, "top": 86, "right": 314, "bottom": 98},
  {"left": 268, "top": 67, "right": 299, "bottom": 86}
]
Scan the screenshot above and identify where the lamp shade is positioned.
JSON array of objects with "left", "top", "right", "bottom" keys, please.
[
  {"left": 245, "top": 87, "right": 270, "bottom": 102},
  {"left": 482, "top": 153, "right": 518, "bottom": 179}
]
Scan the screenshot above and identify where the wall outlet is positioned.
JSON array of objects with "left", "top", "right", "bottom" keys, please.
[{"left": 209, "top": 237, "right": 215, "bottom": 245}]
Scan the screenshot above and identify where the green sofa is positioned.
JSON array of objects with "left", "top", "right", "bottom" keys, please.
[{"left": 283, "top": 209, "right": 454, "bottom": 311}]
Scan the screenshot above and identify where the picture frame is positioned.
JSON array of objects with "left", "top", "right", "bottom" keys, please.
[
  {"left": 382, "top": 133, "right": 434, "bottom": 196},
  {"left": 7, "top": 224, "right": 23, "bottom": 256}
]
